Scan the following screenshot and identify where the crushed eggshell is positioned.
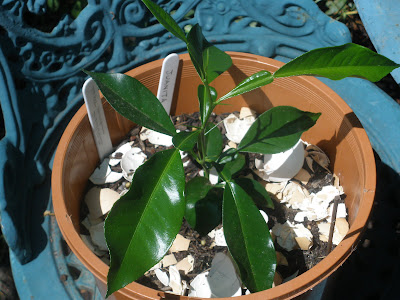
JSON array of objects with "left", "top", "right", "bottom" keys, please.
[
  {"left": 140, "top": 128, "right": 173, "bottom": 147},
  {"left": 121, "top": 147, "right": 147, "bottom": 182},
  {"left": 85, "top": 187, "right": 120, "bottom": 219},
  {"left": 294, "top": 168, "right": 311, "bottom": 185},
  {"left": 318, "top": 221, "right": 347, "bottom": 245},
  {"left": 223, "top": 113, "right": 255, "bottom": 144},
  {"left": 239, "top": 107, "right": 256, "bottom": 119},
  {"left": 88, "top": 222, "right": 108, "bottom": 251},
  {"left": 227, "top": 141, "right": 237, "bottom": 149},
  {"left": 272, "top": 221, "right": 297, "bottom": 251},
  {"left": 168, "top": 265, "right": 183, "bottom": 295},
  {"left": 306, "top": 144, "right": 330, "bottom": 171},
  {"left": 208, "top": 253, "right": 242, "bottom": 298},
  {"left": 162, "top": 254, "right": 177, "bottom": 268},
  {"left": 255, "top": 140, "right": 305, "bottom": 182},
  {"left": 89, "top": 158, "right": 123, "bottom": 184},
  {"left": 263, "top": 181, "right": 285, "bottom": 202},
  {"left": 188, "top": 271, "right": 212, "bottom": 298},
  {"left": 214, "top": 228, "right": 227, "bottom": 247},
  {"left": 272, "top": 221, "right": 313, "bottom": 251},
  {"left": 335, "top": 218, "right": 350, "bottom": 236},
  {"left": 176, "top": 255, "right": 194, "bottom": 275},
  {"left": 292, "top": 223, "right": 313, "bottom": 250},
  {"left": 109, "top": 142, "right": 132, "bottom": 166},
  {"left": 155, "top": 268, "right": 169, "bottom": 287},
  {"left": 328, "top": 203, "right": 347, "bottom": 221},
  {"left": 170, "top": 234, "right": 190, "bottom": 252}
]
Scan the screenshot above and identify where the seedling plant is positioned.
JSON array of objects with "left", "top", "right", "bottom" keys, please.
[{"left": 85, "top": 0, "right": 399, "bottom": 297}]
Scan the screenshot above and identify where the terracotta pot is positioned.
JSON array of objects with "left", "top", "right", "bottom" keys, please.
[{"left": 52, "top": 52, "right": 376, "bottom": 299}]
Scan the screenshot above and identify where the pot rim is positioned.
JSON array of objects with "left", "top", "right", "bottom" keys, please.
[{"left": 52, "top": 52, "right": 376, "bottom": 300}]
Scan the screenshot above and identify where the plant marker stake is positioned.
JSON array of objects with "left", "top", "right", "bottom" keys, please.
[
  {"left": 157, "top": 53, "right": 179, "bottom": 115},
  {"left": 327, "top": 196, "right": 340, "bottom": 254},
  {"left": 83, "top": 78, "right": 113, "bottom": 161}
]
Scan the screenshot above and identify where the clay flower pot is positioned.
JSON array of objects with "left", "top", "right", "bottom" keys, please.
[{"left": 52, "top": 52, "right": 376, "bottom": 299}]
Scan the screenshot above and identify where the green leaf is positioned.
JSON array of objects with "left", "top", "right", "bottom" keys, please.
[
  {"left": 198, "top": 85, "right": 217, "bottom": 123},
  {"left": 185, "top": 177, "right": 223, "bottom": 236},
  {"left": 141, "top": 0, "right": 187, "bottom": 43},
  {"left": 84, "top": 71, "right": 176, "bottom": 136},
  {"left": 187, "top": 25, "right": 207, "bottom": 80},
  {"left": 204, "top": 122, "right": 223, "bottom": 161},
  {"left": 274, "top": 43, "right": 400, "bottom": 82},
  {"left": 223, "top": 182, "right": 276, "bottom": 292},
  {"left": 173, "top": 130, "right": 200, "bottom": 151},
  {"left": 104, "top": 149, "right": 185, "bottom": 296},
  {"left": 235, "top": 178, "right": 274, "bottom": 209},
  {"left": 203, "top": 44, "right": 232, "bottom": 83},
  {"left": 215, "top": 153, "right": 246, "bottom": 181},
  {"left": 218, "top": 71, "right": 273, "bottom": 102},
  {"left": 187, "top": 24, "right": 232, "bottom": 83},
  {"left": 238, "top": 106, "right": 320, "bottom": 154},
  {"left": 216, "top": 147, "right": 238, "bottom": 164}
]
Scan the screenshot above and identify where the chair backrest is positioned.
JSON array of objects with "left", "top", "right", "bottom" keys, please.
[{"left": 0, "top": 0, "right": 350, "bottom": 263}]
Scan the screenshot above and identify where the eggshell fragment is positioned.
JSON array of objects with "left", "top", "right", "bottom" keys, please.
[
  {"left": 214, "top": 228, "right": 227, "bottom": 247},
  {"left": 188, "top": 272, "right": 212, "bottom": 298},
  {"left": 85, "top": 187, "right": 120, "bottom": 219},
  {"left": 121, "top": 147, "right": 147, "bottom": 181},
  {"left": 140, "top": 128, "right": 173, "bottom": 147},
  {"left": 168, "top": 265, "right": 183, "bottom": 295},
  {"left": 335, "top": 218, "right": 349, "bottom": 236},
  {"left": 255, "top": 140, "right": 305, "bottom": 182},
  {"left": 155, "top": 269, "right": 169, "bottom": 286},
  {"left": 176, "top": 255, "right": 194, "bottom": 274},
  {"left": 88, "top": 222, "right": 108, "bottom": 251},
  {"left": 162, "top": 254, "right": 177, "bottom": 268},
  {"left": 207, "top": 253, "right": 242, "bottom": 298},
  {"left": 90, "top": 158, "right": 123, "bottom": 184},
  {"left": 170, "top": 234, "right": 190, "bottom": 252},
  {"left": 272, "top": 221, "right": 313, "bottom": 251},
  {"left": 109, "top": 142, "right": 132, "bottom": 166},
  {"left": 223, "top": 113, "right": 255, "bottom": 144},
  {"left": 294, "top": 168, "right": 311, "bottom": 185},
  {"left": 239, "top": 107, "right": 256, "bottom": 119}
]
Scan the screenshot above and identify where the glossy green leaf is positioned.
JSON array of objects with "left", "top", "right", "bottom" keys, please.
[
  {"left": 173, "top": 130, "right": 200, "bottom": 151},
  {"left": 218, "top": 71, "right": 273, "bottom": 102},
  {"left": 198, "top": 85, "right": 217, "bottom": 123},
  {"left": 235, "top": 178, "right": 274, "bottom": 209},
  {"left": 215, "top": 153, "right": 246, "bottom": 181},
  {"left": 203, "top": 43, "right": 232, "bottom": 83},
  {"left": 187, "top": 24, "right": 231, "bottom": 83},
  {"left": 187, "top": 25, "right": 207, "bottom": 80},
  {"left": 84, "top": 71, "right": 176, "bottom": 136},
  {"left": 223, "top": 182, "right": 276, "bottom": 292},
  {"left": 204, "top": 122, "right": 223, "bottom": 161},
  {"left": 104, "top": 149, "right": 185, "bottom": 296},
  {"left": 274, "top": 43, "right": 400, "bottom": 81},
  {"left": 216, "top": 147, "right": 238, "bottom": 164},
  {"left": 238, "top": 106, "right": 320, "bottom": 154},
  {"left": 141, "top": 0, "right": 187, "bottom": 43},
  {"left": 185, "top": 177, "right": 223, "bottom": 236}
]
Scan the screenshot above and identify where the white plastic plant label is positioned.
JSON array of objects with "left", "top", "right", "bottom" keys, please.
[
  {"left": 83, "top": 78, "right": 113, "bottom": 161},
  {"left": 157, "top": 53, "right": 179, "bottom": 115}
]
